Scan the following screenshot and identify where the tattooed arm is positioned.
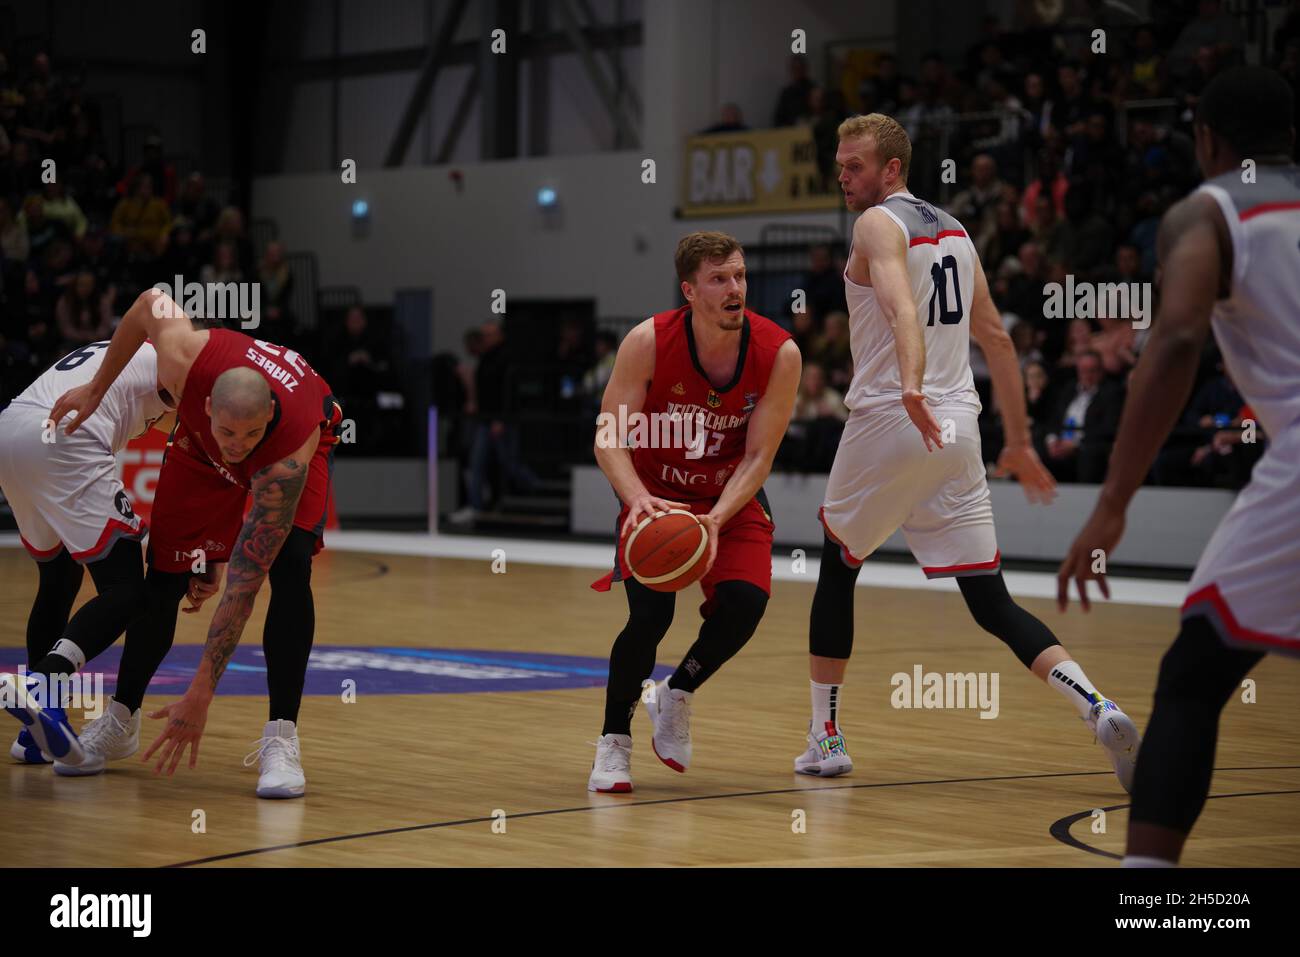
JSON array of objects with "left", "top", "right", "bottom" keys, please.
[
  {"left": 143, "top": 429, "right": 320, "bottom": 775},
  {"left": 197, "top": 436, "right": 316, "bottom": 690}
]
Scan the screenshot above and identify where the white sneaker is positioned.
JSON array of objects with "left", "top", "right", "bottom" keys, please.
[
  {"left": 244, "top": 719, "right": 306, "bottom": 799},
  {"left": 646, "top": 680, "right": 691, "bottom": 772},
  {"left": 1085, "top": 699, "right": 1141, "bottom": 793},
  {"left": 0, "top": 671, "right": 84, "bottom": 766},
  {"left": 54, "top": 699, "right": 140, "bottom": 777},
  {"left": 10, "top": 729, "right": 51, "bottom": 764},
  {"left": 588, "top": 733, "right": 634, "bottom": 793},
  {"left": 447, "top": 506, "right": 479, "bottom": 526},
  {"left": 794, "top": 721, "right": 854, "bottom": 777}
]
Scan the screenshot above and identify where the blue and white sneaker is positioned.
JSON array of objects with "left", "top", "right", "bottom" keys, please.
[
  {"left": 1085, "top": 698, "right": 1140, "bottom": 794},
  {"left": 0, "top": 672, "right": 85, "bottom": 767},
  {"left": 794, "top": 721, "right": 854, "bottom": 777},
  {"left": 9, "top": 729, "right": 51, "bottom": 764}
]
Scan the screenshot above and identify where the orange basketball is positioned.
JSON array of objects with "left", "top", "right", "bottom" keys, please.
[{"left": 624, "top": 509, "right": 709, "bottom": 592}]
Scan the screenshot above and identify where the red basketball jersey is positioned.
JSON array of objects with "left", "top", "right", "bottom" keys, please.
[
  {"left": 630, "top": 306, "right": 791, "bottom": 502},
  {"left": 177, "top": 329, "right": 341, "bottom": 487}
]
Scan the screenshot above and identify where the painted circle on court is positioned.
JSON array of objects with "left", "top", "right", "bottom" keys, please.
[{"left": 0, "top": 647, "right": 671, "bottom": 695}]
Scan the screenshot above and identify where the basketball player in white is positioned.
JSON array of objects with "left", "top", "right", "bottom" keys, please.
[
  {"left": 0, "top": 340, "right": 217, "bottom": 773},
  {"left": 794, "top": 113, "right": 1141, "bottom": 792},
  {"left": 1059, "top": 66, "right": 1299, "bottom": 866}
]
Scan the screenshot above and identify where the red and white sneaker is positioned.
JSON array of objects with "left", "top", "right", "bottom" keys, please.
[
  {"left": 588, "top": 734, "right": 634, "bottom": 793},
  {"left": 794, "top": 721, "right": 853, "bottom": 777},
  {"left": 646, "top": 680, "right": 691, "bottom": 772}
]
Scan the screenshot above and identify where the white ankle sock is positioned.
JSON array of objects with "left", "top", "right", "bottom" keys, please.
[
  {"left": 1046, "top": 660, "right": 1103, "bottom": 719},
  {"left": 811, "top": 680, "right": 842, "bottom": 732}
]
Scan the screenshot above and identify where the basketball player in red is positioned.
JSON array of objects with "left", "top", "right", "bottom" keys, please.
[
  {"left": 587, "top": 231, "right": 800, "bottom": 792},
  {"left": 50, "top": 288, "right": 342, "bottom": 798}
]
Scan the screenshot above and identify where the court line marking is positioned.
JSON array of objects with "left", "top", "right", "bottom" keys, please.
[
  {"left": 1049, "top": 787, "right": 1300, "bottom": 860},
  {"left": 165, "top": 764, "right": 1300, "bottom": 867},
  {"left": 3, "top": 530, "right": 1190, "bottom": 607}
]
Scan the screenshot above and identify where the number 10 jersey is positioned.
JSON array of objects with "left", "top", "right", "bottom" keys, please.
[{"left": 843, "top": 191, "right": 981, "bottom": 415}]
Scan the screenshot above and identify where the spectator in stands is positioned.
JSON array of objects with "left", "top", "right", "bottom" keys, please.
[
  {"left": 582, "top": 330, "right": 618, "bottom": 402},
  {"left": 811, "top": 310, "right": 853, "bottom": 391},
  {"left": 54, "top": 270, "right": 112, "bottom": 346},
  {"left": 158, "top": 218, "right": 199, "bottom": 284},
  {"left": 451, "top": 319, "right": 540, "bottom": 525},
  {"left": 979, "top": 198, "right": 1030, "bottom": 269},
  {"left": 1040, "top": 349, "right": 1123, "bottom": 483},
  {"left": 859, "top": 54, "right": 901, "bottom": 115},
  {"left": 1020, "top": 148, "right": 1068, "bottom": 228},
  {"left": 1056, "top": 180, "right": 1114, "bottom": 276},
  {"left": 1030, "top": 193, "right": 1067, "bottom": 262},
  {"left": 41, "top": 180, "right": 86, "bottom": 241},
  {"left": 175, "top": 172, "right": 219, "bottom": 241},
  {"left": 948, "top": 153, "right": 1005, "bottom": 249},
  {"left": 802, "top": 244, "right": 847, "bottom": 321},
  {"left": 1057, "top": 317, "right": 1094, "bottom": 373},
  {"left": 1098, "top": 241, "right": 1146, "bottom": 285},
  {"left": 702, "top": 103, "right": 748, "bottom": 134},
  {"left": 74, "top": 227, "right": 118, "bottom": 307},
  {"left": 0, "top": 196, "right": 28, "bottom": 262},
  {"left": 1128, "top": 188, "right": 1166, "bottom": 276},
  {"left": 1009, "top": 319, "right": 1043, "bottom": 369},
  {"left": 110, "top": 173, "right": 170, "bottom": 261},
  {"left": 1001, "top": 240, "right": 1048, "bottom": 328},
  {"left": 200, "top": 239, "right": 244, "bottom": 287},
  {"left": 1168, "top": 0, "right": 1244, "bottom": 79},
  {"left": 1092, "top": 310, "right": 1138, "bottom": 380},
  {"left": 774, "top": 55, "right": 814, "bottom": 127},
  {"left": 1055, "top": 62, "right": 1101, "bottom": 138},
  {"left": 2, "top": 139, "right": 43, "bottom": 202},
  {"left": 1130, "top": 23, "right": 1168, "bottom": 97},
  {"left": 783, "top": 362, "right": 846, "bottom": 472},
  {"left": 256, "top": 240, "right": 295, "bottom": 339},
  {"left": 326, "top": 305, "right": 387, "bottom": 394},
  {"left": 1155, "top": 363, "right": 1261, "bottom": 488},
  {"left": 1020, "top": 72, "right": 1053, "bottom": 151},
  {"left": 789, "top": 308, "right": 818, "bottom": 359},
  {"left": 118, "top": 134, "right": 176, "bottom": 206},
  {"left": 1024, "top": 360, "right": 1052, "bottom": 425},
  {"left": 208, "top": 206, "right": 255, "bottom": 275},
  {"left": 20, "top": 194, "right": 70, "bottom": 265}
]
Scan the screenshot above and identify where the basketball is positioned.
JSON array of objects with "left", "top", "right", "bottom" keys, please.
[{"left": 624, "top": 509, "right": 708, "bottom": 592}]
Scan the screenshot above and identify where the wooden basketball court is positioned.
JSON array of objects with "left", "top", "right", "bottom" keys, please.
[{"left": 2, "top": 545, "right": 1297, "bottom": 867}]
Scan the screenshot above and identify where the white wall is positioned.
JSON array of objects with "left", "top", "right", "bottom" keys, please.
[{"left": 253, "top": 0, "right": 897, "bottom": 354}]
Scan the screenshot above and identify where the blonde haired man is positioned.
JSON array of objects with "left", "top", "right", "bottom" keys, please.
[{"left": 795, "top": 114, "right": 1141, "bottom": 793}]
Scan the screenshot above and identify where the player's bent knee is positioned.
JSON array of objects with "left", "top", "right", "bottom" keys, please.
[
  {"left": 1154, "top": 616, "right": 1260, "bottom": 708},
  {"left": 712, "top": 580, "right": 768, "bottom": 631}
]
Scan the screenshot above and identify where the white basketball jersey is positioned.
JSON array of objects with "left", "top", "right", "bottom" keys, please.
[
  {"left": 1197, "top": 165, "right": 1300, "bottom": 439},
  {"left": 7, "top": 341, "right": 171, "bottom": 453},
  {"left": 843, "top": 191, "right": 981, "bottom": 414}
]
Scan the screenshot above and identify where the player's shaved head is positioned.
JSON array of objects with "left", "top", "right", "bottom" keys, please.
[{"left": 211, "top": 367, "right": 272, "bottom": 420}]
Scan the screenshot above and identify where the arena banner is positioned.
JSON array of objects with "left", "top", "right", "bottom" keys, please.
[{"left": 681, "top": 126, "right": 841, "bottom": 217}]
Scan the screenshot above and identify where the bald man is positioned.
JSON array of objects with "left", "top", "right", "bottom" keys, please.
[{"left": 51, "top": 289, "right": 342, "bottom": 798}]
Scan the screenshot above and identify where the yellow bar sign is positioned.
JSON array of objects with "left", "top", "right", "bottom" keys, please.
[{"left": 681, "top": 126, "right": 841, "bottom": 217}]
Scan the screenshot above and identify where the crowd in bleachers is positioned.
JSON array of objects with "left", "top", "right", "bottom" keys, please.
[
  {"left": 766, "top": 0, "right": 1296, "bottom": 489},
  {"left": 0, "top": 43, "right": 411, "bottom": 454}
]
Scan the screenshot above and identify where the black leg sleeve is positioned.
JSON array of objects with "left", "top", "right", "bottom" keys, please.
[{"left": 602, "top": 577, "right": 675, "bottom": 736}]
